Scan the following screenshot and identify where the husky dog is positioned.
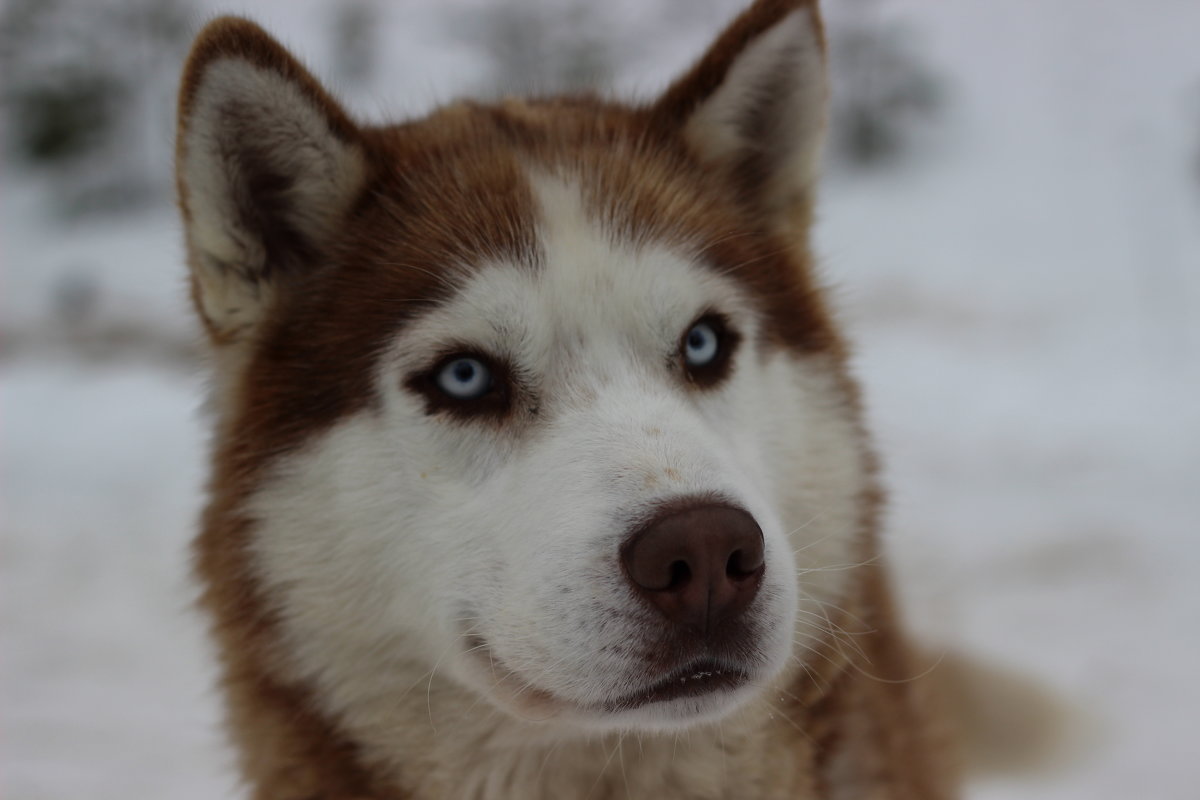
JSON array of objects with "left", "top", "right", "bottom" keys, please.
[{"left": 175, "top": 0, "right": 957, "bottom": 797}]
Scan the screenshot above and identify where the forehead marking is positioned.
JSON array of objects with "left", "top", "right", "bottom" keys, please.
[{"left": 524, "top": 170, "right": 715, "bottom": 327}]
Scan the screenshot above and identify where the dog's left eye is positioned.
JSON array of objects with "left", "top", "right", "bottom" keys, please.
[{"left": 435, "top": 357, "right": 492, "bottom": 399}]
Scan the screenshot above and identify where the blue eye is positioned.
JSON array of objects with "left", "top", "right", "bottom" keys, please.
[
  {"left": 683, "top": 321, "right": 720, "bottom": 367},
  {"left": 435, "top": 357, "right": 492, "bottom": 399}
]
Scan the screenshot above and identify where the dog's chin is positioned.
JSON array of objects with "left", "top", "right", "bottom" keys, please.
[{"left": 455, "top": 637, "right": 776, "bottom": 733}]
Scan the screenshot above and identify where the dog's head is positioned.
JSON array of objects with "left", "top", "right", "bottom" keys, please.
[{"left": 178, "top": 0, "right": 874, "bottom": 735}]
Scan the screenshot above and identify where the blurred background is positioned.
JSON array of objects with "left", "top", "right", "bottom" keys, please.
[{"left": 2, "top": 0, "right": 1197, "bottom": 797}]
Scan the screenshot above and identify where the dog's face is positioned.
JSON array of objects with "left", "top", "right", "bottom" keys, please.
[{"left": 179, "top": 0, "right": 873, "bottom": 735}]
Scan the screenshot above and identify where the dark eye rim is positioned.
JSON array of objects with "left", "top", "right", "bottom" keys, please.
[
  {"left": 406, "top": 349, "right": 513, "bottom": 419},
  {"left": 680, "top": 312, "right": 740, "bottom": 389}
]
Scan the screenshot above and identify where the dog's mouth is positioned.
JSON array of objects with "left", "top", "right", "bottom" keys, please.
[
  {"left": 462, "top": 632, "right": 752, "bottom": 717},
  {"left": 597, "top": 659, "right": 750, "bottom": 712}
]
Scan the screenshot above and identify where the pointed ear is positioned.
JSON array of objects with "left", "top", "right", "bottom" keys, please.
[
  {"left": 175, "top": 17, "right": 366, "bottom": 345},
  {"left": 651, "top": 0, "right": 827, "bottom": 229}
]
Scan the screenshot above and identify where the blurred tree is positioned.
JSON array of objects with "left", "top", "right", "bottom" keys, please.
[
  {"left": 0, "top": 0, "right": 193, "bottom": 217},
  {"left": 330, "top": 0, "right": 379, "bottom": 87},
  {"left": 825, "top": 0, "right": 943, "bottom": 170},
  {"left": 455, "top": 0, "right": 614, "bottom": 95},
  {"left": 5, "top": 71, "right": 125, "bottom": 165},
  {"left": 1193, "top": 82, "right": 1200, "bottom": 202}
]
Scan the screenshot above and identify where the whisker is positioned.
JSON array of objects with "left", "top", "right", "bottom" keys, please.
[
  {"left": 847, "top": 648, "right": 949, "bottom": 686},
  {"left": 785, "top": 510, "right": 833, "bottom": 544},
  {"left": 533, "top": 737, "right": 565, "bottom": 786},
  {"left": 791, "top": 641, "right": 846, "bottom": 672},
  {"left": 762, "top": 699, "right": 817, "bottom": 746},
  {"left": 798, "top": 591, "right": 874, "bottom": 632},
  {"left": 425, "top": 644, "right": 455, "bottom": 733},
  {"left": 618, "top": 732, "right": 632, "bottom": 800},
  {"left": 793, "top": 598, "right": 872, "bottom": 662},
  {"left": 585, "top": 736, "right": 621, "bottom": 800}
]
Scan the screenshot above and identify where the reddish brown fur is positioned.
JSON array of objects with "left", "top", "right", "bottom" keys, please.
[{"left": 178, "top": 2, "right": 958, "bottom": 797}]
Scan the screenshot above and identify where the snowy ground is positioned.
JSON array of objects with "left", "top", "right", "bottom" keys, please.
[{"left": 3, "top": 1, "right": 1199, "bottom": 798}]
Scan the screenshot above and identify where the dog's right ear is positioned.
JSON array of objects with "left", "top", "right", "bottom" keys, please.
[{"left": 175, "top": 17, "right": 365, "bottom": 345}]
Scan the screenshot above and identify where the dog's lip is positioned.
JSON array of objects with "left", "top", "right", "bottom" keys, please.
[
  {"left": 461, "top": 634, "right": 749, "bottom": 715},
  {"left": 596, "top": 658, "right": 750, "bottom": 712}
]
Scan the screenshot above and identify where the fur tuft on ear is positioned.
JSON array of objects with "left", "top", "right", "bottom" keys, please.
[
  {"left": 652, "top": 0, "right": 827, "bottom": 229},
  {"left": 175, "top": 17, "right": 365, "bottom": 344}
]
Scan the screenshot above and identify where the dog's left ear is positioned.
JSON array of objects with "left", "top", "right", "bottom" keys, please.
[{"left": 651, "top": 0, "right": 827, "bottom": 229}]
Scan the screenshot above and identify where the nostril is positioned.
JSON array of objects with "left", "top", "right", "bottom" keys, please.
[
  {"left": 667, "top": 559, "right": 691, "bottom": 590},
  {"left": 726, "top": 546, "right": 764, "bottom": 581},
  {"left": 726, "top": 550, "right": 748, "bottom": 579}
]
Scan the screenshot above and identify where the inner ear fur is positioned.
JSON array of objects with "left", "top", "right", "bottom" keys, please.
[
  {"left": 650, "top": 0, "right": 828, "bottom": 229},
  {"left": 175, "top": 17, "right": 366, "bottom": 344}
]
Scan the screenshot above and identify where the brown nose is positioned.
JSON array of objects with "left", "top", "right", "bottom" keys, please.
[{"left": 621, "top": 503, "right": 765, "bottom": 635}]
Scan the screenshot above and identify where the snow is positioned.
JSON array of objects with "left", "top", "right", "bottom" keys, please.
[
  {"left": 0, "top": 361, "right": 232, "bottom": 799},
  {"left": 3, "top": 1, "right": 1198, "bottom": 798}
]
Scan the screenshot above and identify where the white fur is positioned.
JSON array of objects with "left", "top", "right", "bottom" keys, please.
[
  {"left": 241, "top": 172, "right": 869, "bottom": 796},
  {"left": 179, "top": 58, "right": 364, "bottom": 339},
  {"left": 684, "top": 8, "right": 828, "bottom": 215}
]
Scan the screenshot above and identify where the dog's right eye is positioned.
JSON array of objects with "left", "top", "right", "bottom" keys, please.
[
  {"left": 436, "top": 357, "right": 492, "bottom": 400},
  {"left": 406, "top": 352, "right": 513, "bottom": 420}
]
